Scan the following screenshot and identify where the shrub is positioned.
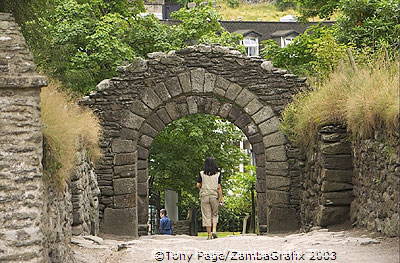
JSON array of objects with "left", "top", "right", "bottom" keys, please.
[
  {"left": 281, "top": 56, "right": 399, "bottom": 147},
  {"left": 41, "top": 81, "right": 102, "bottom": 189},
  {"left": 261, "top": 25, "right": 348, "bottom": 80},
  {"left": 226, "top": 0, "right": 240, "bottom": 9}
]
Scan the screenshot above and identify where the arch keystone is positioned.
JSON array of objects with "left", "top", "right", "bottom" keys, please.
[{"left": 191, "top": 68, "right": 206, "bottom": 92}]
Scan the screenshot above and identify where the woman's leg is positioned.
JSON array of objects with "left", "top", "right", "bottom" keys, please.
[
  {"left": 210, "top": 196, "right": 219, "bottom": 238},
  {"left": 200, "top": 196, "right": 212, "bottom": 238}
]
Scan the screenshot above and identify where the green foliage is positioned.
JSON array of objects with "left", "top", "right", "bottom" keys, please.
[
  {"left": 275, "top": 0, "right": 298, "bottom": 11},
  {"left": 149, "top": 114, "right": 251, "bottom": 219},
  {"left": 261, "top": 25, "right": 348, "bottom": 79},
  {"left": 8, "top": 0, "right": 242, "bottom": 94},
  {"left": 226, "top": 0, "right": 240, "bottom": 9},
  {"left": 295, "top": 0, "right": 339, "bottom": 19},
  {"left": 280, "top": 57, "right": 399, "bottom": 147},
  {"left": 296, "top": 0, "right": 400, "bottom": 52},
  {"left": 335, "top": 0, "right": 400, "bottom": 51}
]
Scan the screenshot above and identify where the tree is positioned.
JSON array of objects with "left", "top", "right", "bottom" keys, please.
[
  {"left": 149, "top": 114, "right": 252, "bottom": 219},
  {"left": 7, "top": 0, "right": 243, "bottom": 94},
  {"left": 295, "top": 0, "right": 400, "bottom": 52},
  {"left": 261, "top": 25, "right": 348, "bottom": 79}
]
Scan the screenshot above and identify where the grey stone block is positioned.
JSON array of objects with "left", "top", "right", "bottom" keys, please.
[
  {"left": 215, "top": 75, "right": 230, "bottom": 91},
  {"left": 114, "top": 194, "right": 136, "bottom": 209},
  {"left": 265, "top": 145, "right": 287, "bottom": 161},
  {"left": 154, "top": 82, "right": 171, "bottom": 102},
  {"left": 263, "top": 132, "right": 287, "bottom": 148},
  {"left": 146, "top": 113, "right": 165, "bottom": 132},
  {"left": 235, "top": 88, "right": 255, "bottom": 107},
  {"left": 204, "top": 73, "right": 216, "bottom": 93},
  {"left": 259, "top": 117, "right": 280, "bottom": 136},
  {"left": 321, "top": 191, "right": 354, "bottom": 205},
  {"left": 267, "top": 207, "right": 299, "bottom": 232},
  {"left": 322, "top": 155, "right": 353, "bottom": 170},
  {"left": 321, "top": 181, "right": 353, "bottom": 192},
  {"left": 178, "top": 71, "right": 192, "bottom": 93},
  {"left": 102, "top": 208, "right": 138, "bottom": 236},
  {"left": 137, "top": 146, "right": 149, "bottom": 160},
  {"left": 244, "top": 99, "right": 263, "bottom": 116},
  {"left": 137, "top": 169, "right": 148, "bottom": 183},
  {"left": 266, "top": 176, "right": 290, "bottom": 191},
  {"left": 129, "top": 99, "right": 151, "bottom": 117},
  {"left": 266, "top": 190, "right": 290, "bottom": 205},
  {"left": 114, "top": 178, "right": 135, "bottom": 195},
  {"left": 321, "top": 169, "right": 353, "bottom": 183},
  {"left": 187, "top": 96, "right": 198, "bottom": 114},
  {"left": 111, "top": 139, "right": 135, "bottom": 153},
  {"left": 218, "top": 103, "right": 232, "bottom": 118},
  {"left": 139, "top": 135, "right": 153, "bottom": 148},
  {"left": 252, "top": 107, "right": 274, "bottom": 124},
  {"left": 137, "top": 197, "right": 149, "bottom": 224},
  {"left": 140, "top": 123, "right": 158, "bottom": 138},
  {"left": 141, "top": 87, "right": 162, "bottom": 109},
  {"left": 316, "top": 206, "right": 350, "bottom": 226},
  {"left": 265, "top": 161, "right": 289, "bottom": 170},
  {"left": 321, "top": 142, "right": 352, "bottom": 155},
  {"left": 122, "top": 111, "right": 144, "bottom": 130},
  {"left": 157, "top": 107, "right": 172, "bottom": 125},
  {"left": 165, "top": 77, "right": 183, "bottom": 97},
  {"left": 137, "top": 182, "right": 148, "bottom": 197},
  {"left": 191, "top": 68, "right": 205, "bottom": 92},
  {"left": 225, "top": 83, "right": 243, "bottom": 101},
  {"left": 165, "top": 102, "right": 179, "bottom": 121},
  {"left": 114, "top": 165, "right": 135, "bottom": 178},
  {"left": 114, "top": 153, "right": 136, "bottom": 166}
]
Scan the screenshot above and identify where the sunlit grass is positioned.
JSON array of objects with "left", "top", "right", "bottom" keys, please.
[
  {"left": 281, "top": 57, "right": 400, "bottom": 146},
  {"left": 198, "top": 232, "right": 241, "bottom": 237},
  {"left": 41, "top": 80, "right": 102, "bottom": 189},
  {"left": 216, "top": 1, "right": 299, "bottom": 21}
]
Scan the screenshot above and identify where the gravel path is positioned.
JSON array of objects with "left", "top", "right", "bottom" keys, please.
[{"left": 72, "top": 228, "right": 399, "bottom": 263}]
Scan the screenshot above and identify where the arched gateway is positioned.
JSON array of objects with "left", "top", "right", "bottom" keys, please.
[{"left": 81, "top": 45, "right": 307, "bottom": 236}]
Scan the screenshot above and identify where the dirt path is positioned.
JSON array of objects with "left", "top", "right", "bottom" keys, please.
[{"left": 72, "top": 228, "right": 399, "bottom": 263}]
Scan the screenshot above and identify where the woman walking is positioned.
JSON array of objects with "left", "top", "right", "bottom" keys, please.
[{"left": 196, "top": 157, "right": 223, "bottom": 240}]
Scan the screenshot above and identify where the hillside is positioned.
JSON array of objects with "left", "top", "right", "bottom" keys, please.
[{"left": 216, "top": 1, "right": 299, "bottom": 21}]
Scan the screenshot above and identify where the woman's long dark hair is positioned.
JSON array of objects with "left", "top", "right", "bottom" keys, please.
[{"left": 204, "top": 157, "right": 219, "bottom": 175}]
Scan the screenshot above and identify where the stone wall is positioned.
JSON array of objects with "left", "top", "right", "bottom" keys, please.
[
  {"left": 300, "top": 125, "right": 354, "bottom": 229},
  {"left": 173, "top": 220, "right": 191, "bottom": 235},
  {"left": 81, "top": 45, "right": 308, "bottom": 235},
  {"left": 41, "top": 144, "right": 100, "bottom": 262},
  {"left": 70, "top": 146, "right": 101, "bottom": 236},
  {"left": 351, "top": 130, "right": 400, "bottom": 237},
  {"left": 0, "top": 12, "right": 47, "bottom": 262}
]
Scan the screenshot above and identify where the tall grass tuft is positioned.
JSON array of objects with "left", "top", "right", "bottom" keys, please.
[
  {"left": 41, "top": 81, "right": 102, "bottom": 189},
  {"left": 281, "top": 57, "right": 400, "bottom": 146}
]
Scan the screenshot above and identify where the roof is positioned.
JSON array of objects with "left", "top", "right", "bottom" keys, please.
[
  {"left": 233, "top": 29, "right": 262, "bottom": 37},
  {"left": 271, "top": 29, "right": 299, "bottom": 37},
  {"left": 220, "top": 21, "right": 335, "bottom": 42}
]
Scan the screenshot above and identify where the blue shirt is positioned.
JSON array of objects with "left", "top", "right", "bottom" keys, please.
[{"left": 159, "top": 216, "right": 173, "bottom": 235}]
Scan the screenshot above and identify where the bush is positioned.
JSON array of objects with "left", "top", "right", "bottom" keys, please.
[
  {"left": 226, "top": 0, "right": 240, "bottom": 9},
  {"left": 41, "top": 81, "right": 102, "bottom": 189},
  {"left": 280, "top": 56, "right": 400, "bottom": 147},
  {"left": 261, "top": 25, "right": 348, "bottom": 80}
]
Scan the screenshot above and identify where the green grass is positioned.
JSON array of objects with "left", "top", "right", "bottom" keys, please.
[
  {"left": 198, "top": 232, "right": 241, "bottom": 237},
  {"left": 216, "top": 1, "right": 299, "bottom": 21}
]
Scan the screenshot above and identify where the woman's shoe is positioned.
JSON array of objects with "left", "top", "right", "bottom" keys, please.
[
  {"left": 207, "top": 235, "right": 211, "bottom": 240},
  {"left": 212, "top": 232, "right": 218, "bottom": 239}
]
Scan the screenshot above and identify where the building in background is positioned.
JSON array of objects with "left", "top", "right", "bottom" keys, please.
[{"left": 144, "top": 0, "right": 181, "bottom": 19}]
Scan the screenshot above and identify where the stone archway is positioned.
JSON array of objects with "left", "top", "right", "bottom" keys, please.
[{"left": 81, "top": 45, "right": 307, "bottom": 236}]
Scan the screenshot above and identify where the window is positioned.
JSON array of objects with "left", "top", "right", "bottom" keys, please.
[
  {"left": 281, "top": 36, "right": 296, "bottom": 47},
  {"left": 241, "top": 37, "right": 259, "bottom": 57}
]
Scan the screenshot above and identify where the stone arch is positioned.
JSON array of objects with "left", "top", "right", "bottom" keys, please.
[{"left": 81, "top": 45, "right": 307, "bottom": 236}]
